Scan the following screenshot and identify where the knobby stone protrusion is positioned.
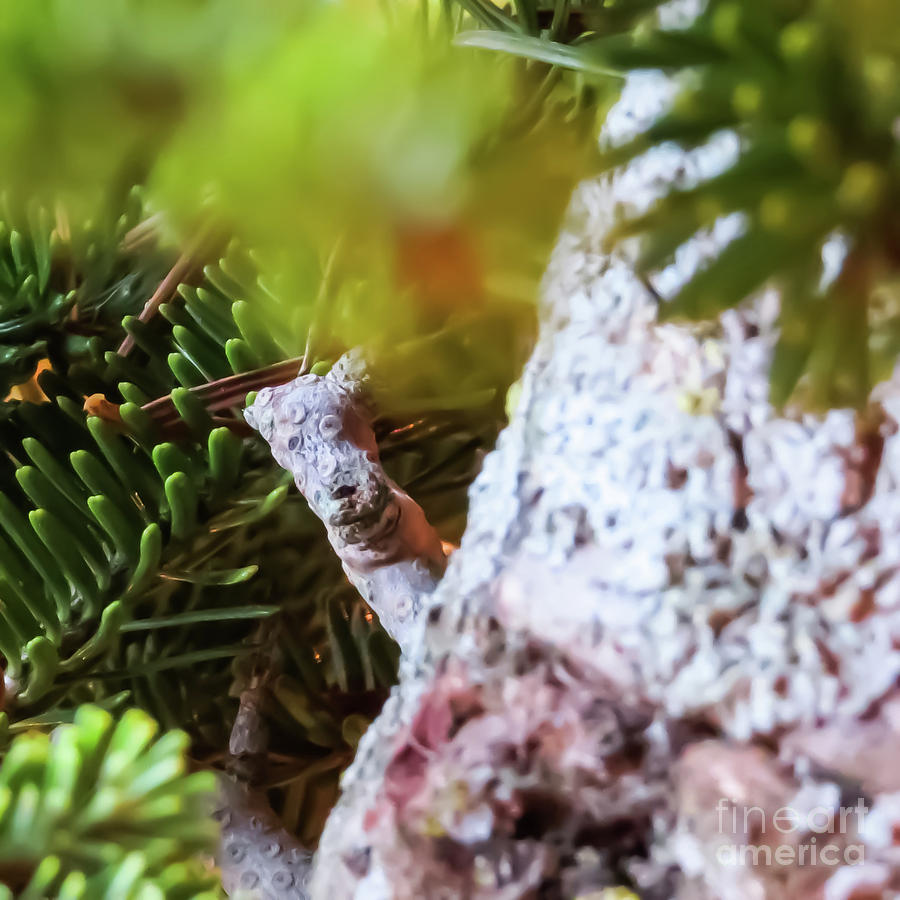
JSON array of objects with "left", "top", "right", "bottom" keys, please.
[
  {"left": 244, "top": 352, "right": 447, "bottom": 649},
  {"left": 216, "top": 776, "right": 314, "bottom": 900},
  {"left": 217, "top": 681, "right": 314, "bottom": 899}
]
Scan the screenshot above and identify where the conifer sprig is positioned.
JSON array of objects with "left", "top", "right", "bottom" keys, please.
[{"left": 0, "top": 705, "right": 220, "bottom": 899}]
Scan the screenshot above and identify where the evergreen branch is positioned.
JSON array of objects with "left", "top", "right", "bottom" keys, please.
[
  {"left": 0, "top": 705, "right": 220, "bottom": 898},
  {"left": 299, "top": 238, "right": 343, "bottom": 377}
]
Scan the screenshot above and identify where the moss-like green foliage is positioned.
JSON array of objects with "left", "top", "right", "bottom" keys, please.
[{"left": 0, "top": 705, "right": 219, "bottom": 898}]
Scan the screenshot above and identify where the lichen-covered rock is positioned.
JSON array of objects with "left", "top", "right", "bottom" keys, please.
[
  {"left": 245, "top": 353, "right": 446, "bottom": 648},
  {"left": 217, "top": 776, "right": 314, "bottom": 900},
  {"left": 310, "top": 19, "right": 900, "bottom": 898}
]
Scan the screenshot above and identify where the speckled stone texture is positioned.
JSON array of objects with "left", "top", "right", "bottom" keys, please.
[
  {"left": 245, "top": 352, "right": 446, "bottom": 649},
  {"left": 217, "top": 775, "right": 314, "bottom": 900},
  {"left": 310, "top": 26, "right": 900, "bottom": 900}
]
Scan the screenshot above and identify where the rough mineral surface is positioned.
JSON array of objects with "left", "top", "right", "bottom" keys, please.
[
  {"left": 311, "top": 28, "right": 900, "bottom": 900},
  {"left": 245, "top": 353, "right": 446, "bottom": 649},
  {"left": 217, "top": 776, "right": 314, "bottom": 900}
]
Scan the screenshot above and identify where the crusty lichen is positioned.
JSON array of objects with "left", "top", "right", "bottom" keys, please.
[
  {"left": 244, "top": 352, "right": 446, "bottom": 649},
  {"left": 216, "top": 775, "right": 314, "bottom": 900}
]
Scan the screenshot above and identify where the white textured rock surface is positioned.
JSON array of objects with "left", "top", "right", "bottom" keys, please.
[
  {"left": 217, "top": 776, "right": 314, "bottom": 900},
  {"left": 311, "top": 37, "right": 900, "bottom": 900},
  {"left": 244, "top": 353, "right": 446, "bottom": 649}
]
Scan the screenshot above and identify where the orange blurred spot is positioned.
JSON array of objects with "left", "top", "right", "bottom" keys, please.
[
  {"left": 394, "top": 222, "right": 484, "bottom": 315},
  {"left": 5, "top": 358, "right": 51, "bottom": 403},
  {"left": 440, "top": 540, "right": 458, "bottom": 557},
  {"left": 84, "top": 393, "right": 123, "bottom": 426}
]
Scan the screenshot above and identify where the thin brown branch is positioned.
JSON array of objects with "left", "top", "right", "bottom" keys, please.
[
  {"left": 116, "top": 228, "right": 213, "bottom": 357},
  {"left": 142, "top": 357, "right": 305, "bottom": 433},
  {"left": 119, "top": 213, "right": 165, "bottom": 254},
  {"left": 84, "top": 357, "right": 307, "bottom": 439}
]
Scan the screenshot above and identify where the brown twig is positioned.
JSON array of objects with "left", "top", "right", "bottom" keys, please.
[
  {"left": 116, "top": 229, "right": 213, "bottom": 357},
  {"left": 142, "top": 357, "right": 305, "bottom": 433},
  {"left": 119, "top": 214, "right": 165, "bottom": 254},
  {"left": 85, "top": 357, "right": 307, "bottom": 439}
]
